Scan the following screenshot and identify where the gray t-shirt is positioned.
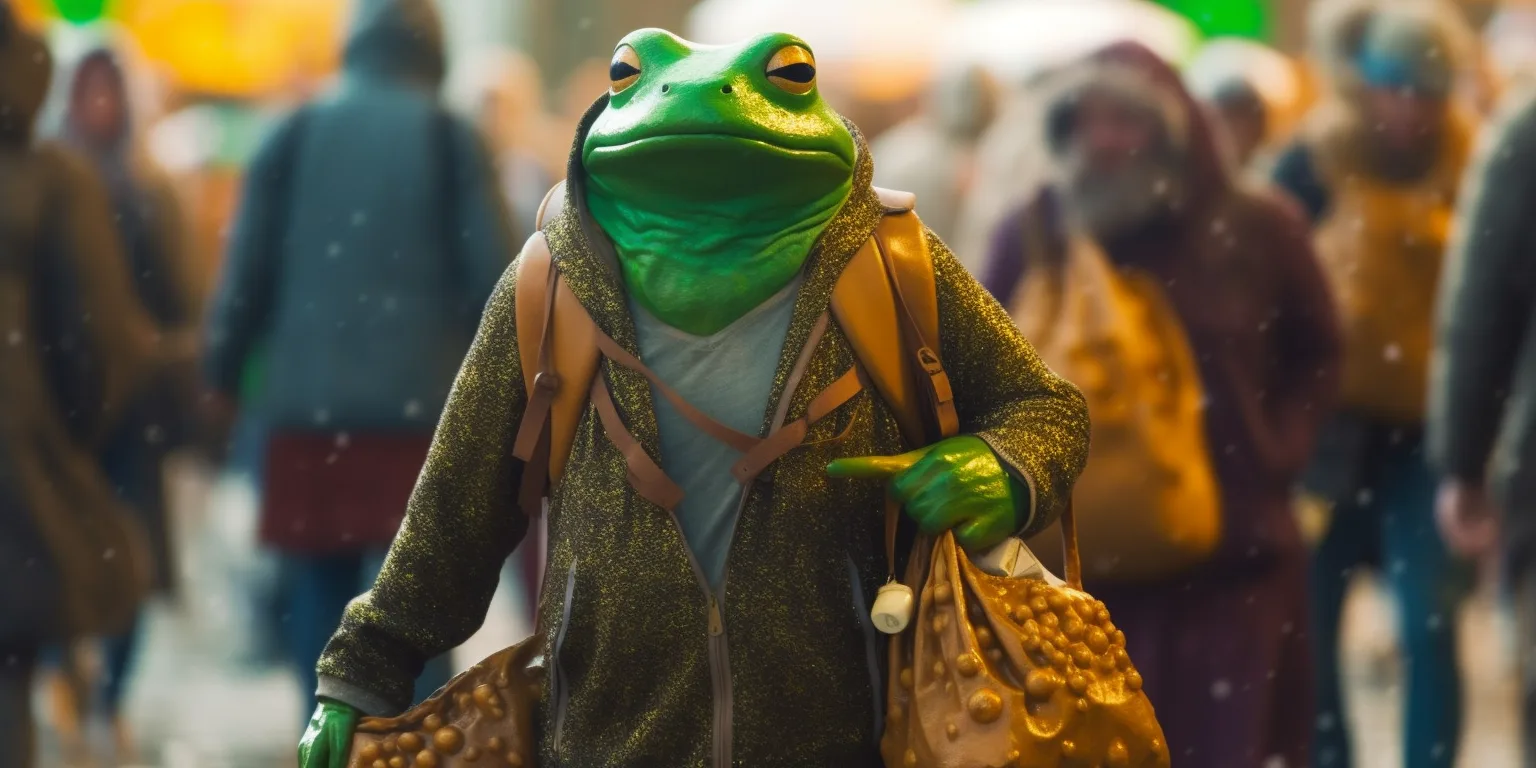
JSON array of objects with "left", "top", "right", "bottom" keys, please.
[{"left": 629, "top": 279, "right": 803, "bottom": 590}]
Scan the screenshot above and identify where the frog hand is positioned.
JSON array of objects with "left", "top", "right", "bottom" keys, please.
[
  {"left": 826, "top": 435, "right": 1021, "bottom": 551},
  {"left": 298, "top": 698, "right": 361, "bottom": 768}
]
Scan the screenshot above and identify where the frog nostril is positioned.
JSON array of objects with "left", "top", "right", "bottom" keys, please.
[
  {"left": 661, "top": 84, "right": 670, "bottom": 94},
  {"left": 721, "top": 84, "right": 733, "bottom": 94}
]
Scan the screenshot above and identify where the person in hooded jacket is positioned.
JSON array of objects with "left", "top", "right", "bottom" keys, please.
[
  {"left": 0, "top": 7, "right": 164, "bottom": 765},
  {"left": 982, "top": 42, "right": 1342, "bottom": 768},
  {"left": 1271, "top": 2, "right": 1479, "bottom": 765},
  {"left": 48, "top": 46, "right": 200, "bottom": 752},
  {"left": 202, "top": 0, "right": 517, "bottom": 716}
]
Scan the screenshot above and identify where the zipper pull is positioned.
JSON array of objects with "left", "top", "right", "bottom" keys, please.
[{"left": 708, "top": 596, "right": 724, "bottom": 636}]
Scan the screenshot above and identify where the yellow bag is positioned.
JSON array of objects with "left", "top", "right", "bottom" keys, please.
[
  {"left": 882, "top": 506, "right": 1171, "bottom": 768},
  {"left": 1011, "top": 233, "right": 1220, "bottom": 582},
  {"left": 1305, "top": 111, "right": 1469, "bottom": 424}
]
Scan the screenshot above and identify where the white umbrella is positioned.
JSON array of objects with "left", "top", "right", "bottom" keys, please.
[
  {"left": 685, "top": 0, "right": 956, "bottom": 102},
  {"left": 939, "top": 0, "right": 1200, "bottom": 82}
]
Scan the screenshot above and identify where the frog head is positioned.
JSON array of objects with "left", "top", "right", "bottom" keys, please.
[
  {"left": 584, "top": 28, "right": 855, "bottom": 205},
  {"left": 580, "top": 29, "right": 858, "bottom": 335}
]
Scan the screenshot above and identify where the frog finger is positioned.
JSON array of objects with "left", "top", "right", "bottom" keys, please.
[{"left": 826, "top": 446, "right": 933, "bottom": 480}]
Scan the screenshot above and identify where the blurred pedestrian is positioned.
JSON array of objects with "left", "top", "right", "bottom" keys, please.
[
  {"left": 1272, "top": 2, "right": 1479, "bottom": 765},
  {"left": 1184, "top": 38, "right": 1309, "bottom": 179},
  {"left": 202, "top": 0, "right": 516, "bottom": 719},
  {"left": 984, "top": 41, "right": 1342, "bottom": 768},
  {"left": 0, "top": 7, "right": 163, "bottom": 765},
  {"left": 1428, "top": 86, "right": 1536, "bottom": 768},
  {"left": 872, "top": 63, "right": 1000, "bottom": 245},
  {"left": 49, "top": 45, "right": 200, "bottom": 758},
  {"left": 950, "top": 69, "right": 1062, "bottom": 276},
  {"left": 452, "top": 48, "right": 557, "bottom": 265}
]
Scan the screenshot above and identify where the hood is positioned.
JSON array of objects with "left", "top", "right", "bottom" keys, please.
[
  {"left": 0, "top": 4, "right": 53, "bottom": 145},
  {"left": 1309, "top": 0, "right": 1474, "bottom": 96},
  {"left": 342, "top": 0, "right": 446, "bottom": 88},
  {"left": 61, "top": 47, "right": 130, "bottom": 152},
  {"left": 1043, "top": 41, "right": 1230, "bottom": 211}
]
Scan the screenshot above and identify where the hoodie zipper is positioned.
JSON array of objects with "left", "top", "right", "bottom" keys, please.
[
  {"left": 549, "top": 558, "right": 579, "bottom": 756},
  {"left": 677, "top": 498, "right": 739, "bottom": 768},
  {"left": 848, "top": 554, "right": 885, "bottom": 746}
]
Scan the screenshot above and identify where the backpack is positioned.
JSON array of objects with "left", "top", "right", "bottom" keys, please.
[
  {"left": 509, "top": 182, "right": 957, "bottom": 512},
  {"left": 1009, "top": 193, "right": 1222, "bottom": 582}
]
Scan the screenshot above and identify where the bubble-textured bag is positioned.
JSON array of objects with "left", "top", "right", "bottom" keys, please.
[{"left": 882, "top": 504, "right": 1171, "bottom": 768}]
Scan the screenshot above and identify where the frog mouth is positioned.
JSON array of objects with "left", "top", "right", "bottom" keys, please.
[
  {"left": 585, "top": 132, "right": 852, "bottom": 169},
  {"left": 583, "top": 133, "right": 853, "bottom": 201}
]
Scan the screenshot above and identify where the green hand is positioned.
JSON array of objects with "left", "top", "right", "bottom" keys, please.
[
  {"left": 827, "top": 435, "right": 1024, "bottom": 551},
  {"left": 298, "top": 698, "right": 360, "bottom": 768}
]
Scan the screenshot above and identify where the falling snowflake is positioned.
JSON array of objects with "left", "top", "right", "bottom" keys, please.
[
  {"left": 1383, "top": 343, "right": 1402, "bottom": 362},
  {"left": 1210, "top": 679, "right": 1232, "bottom": 700},
  {"left": 404, "top": 399, "right": 423, "bottom": 418}
]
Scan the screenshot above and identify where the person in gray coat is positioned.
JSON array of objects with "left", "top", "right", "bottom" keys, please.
[
  {"left": 202, "top": 0, "right": 516, "bottom": 718},
  {"left": 1428, "top": 86, "right": 1536, "bottom": 768}
]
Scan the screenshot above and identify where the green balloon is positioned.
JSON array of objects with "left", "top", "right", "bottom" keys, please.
[
  {"left": 1160, "top": 0, "right": 1270, "bottom": 40},
  {"left": 53, "top": 0, "right": 109, "bottom": 24}
]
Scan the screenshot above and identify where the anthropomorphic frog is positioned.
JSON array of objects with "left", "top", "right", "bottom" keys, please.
[{"left": 299, "top": 28, "right": 1088, "bottom": 768}]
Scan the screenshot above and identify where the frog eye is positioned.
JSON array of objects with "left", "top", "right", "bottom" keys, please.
[
  {"left": 766, "top": 45, "right": 816, "bottom": 95},
  {"left": 609, "top": 45, "right": 641, "bottom": 94}
]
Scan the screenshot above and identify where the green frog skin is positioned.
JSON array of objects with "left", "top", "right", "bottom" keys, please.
[
  {"left": 298, "top": 29, "right": 1030, "bottom": 768},
  {"left": 581, "top": 29, "right": 856, "bottom": 337}
]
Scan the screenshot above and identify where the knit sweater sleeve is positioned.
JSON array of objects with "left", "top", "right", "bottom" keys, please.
[{"left": 931, "top": 229, "right": 1090, "bottom": 537}]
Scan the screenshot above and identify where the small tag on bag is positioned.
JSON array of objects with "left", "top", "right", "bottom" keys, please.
[{"left": 970, "top": 537, "right": 1066, "bottom": 585}]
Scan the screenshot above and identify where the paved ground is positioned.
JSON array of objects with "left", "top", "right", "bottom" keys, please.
[{"left": 32, "top": 461, "right": 1526, "bottom": 767}]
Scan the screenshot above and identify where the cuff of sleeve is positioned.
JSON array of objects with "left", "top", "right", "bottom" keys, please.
[
  {"left": 316, "top": 675, "right": 398, "bottom": 718},
  {"left": 975, "top": 432, "right": 1038, "bottom": 534}
]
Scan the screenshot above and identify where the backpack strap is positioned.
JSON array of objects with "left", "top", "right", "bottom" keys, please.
[
  {"left": 830, "top": 191, "right": 958, "bottom": 447},
  {"left": 536, "top": 180, "right": 567, "bottom": 230},
  {"left": 511, "top": 230, "right": 600, "bottom": 515}
]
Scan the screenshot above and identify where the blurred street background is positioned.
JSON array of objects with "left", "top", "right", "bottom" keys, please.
[{"left": 7, "top": 0, "right": 1536, "bottom": 765}]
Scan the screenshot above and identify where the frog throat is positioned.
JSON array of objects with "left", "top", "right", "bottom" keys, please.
[{"left": 583, "top": 138, "right": 852, "bottom": 337}]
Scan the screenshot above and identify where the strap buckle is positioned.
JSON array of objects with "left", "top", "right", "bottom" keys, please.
[{"left": 532, "top": 371, "right": 561, "bottom": 393}]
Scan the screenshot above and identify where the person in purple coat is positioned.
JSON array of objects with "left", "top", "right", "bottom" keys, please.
[{"left": 983, "top": 41, "right": 1343, "bottom": 768}]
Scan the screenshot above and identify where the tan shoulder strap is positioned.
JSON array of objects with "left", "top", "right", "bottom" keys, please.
[
  {"left": 512, "top": 232, "right": 601, "bottom": 511},
  {"left": 535, "top": 180, "right": 567, "bottom": 230},
  {"left": 831, "top": 205, "right": 957, "bottom": 447}
]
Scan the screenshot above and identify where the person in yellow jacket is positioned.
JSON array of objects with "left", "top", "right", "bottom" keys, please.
[{"left": 1271, "top": 2, "right": 1478, "bottom": 766}]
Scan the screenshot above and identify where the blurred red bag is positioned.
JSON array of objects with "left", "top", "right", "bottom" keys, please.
[{"left": 260, "top": 431, "right": 431, "bottom": 553}]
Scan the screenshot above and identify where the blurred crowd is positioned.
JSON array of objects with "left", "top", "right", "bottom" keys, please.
[{"left": 6, "top": 0, "right": 1536, "bottom": 766}]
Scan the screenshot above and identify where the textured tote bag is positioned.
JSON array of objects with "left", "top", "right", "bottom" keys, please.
[{"left": 881, "top": 505, "right": 1171, "bottom": 768}]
